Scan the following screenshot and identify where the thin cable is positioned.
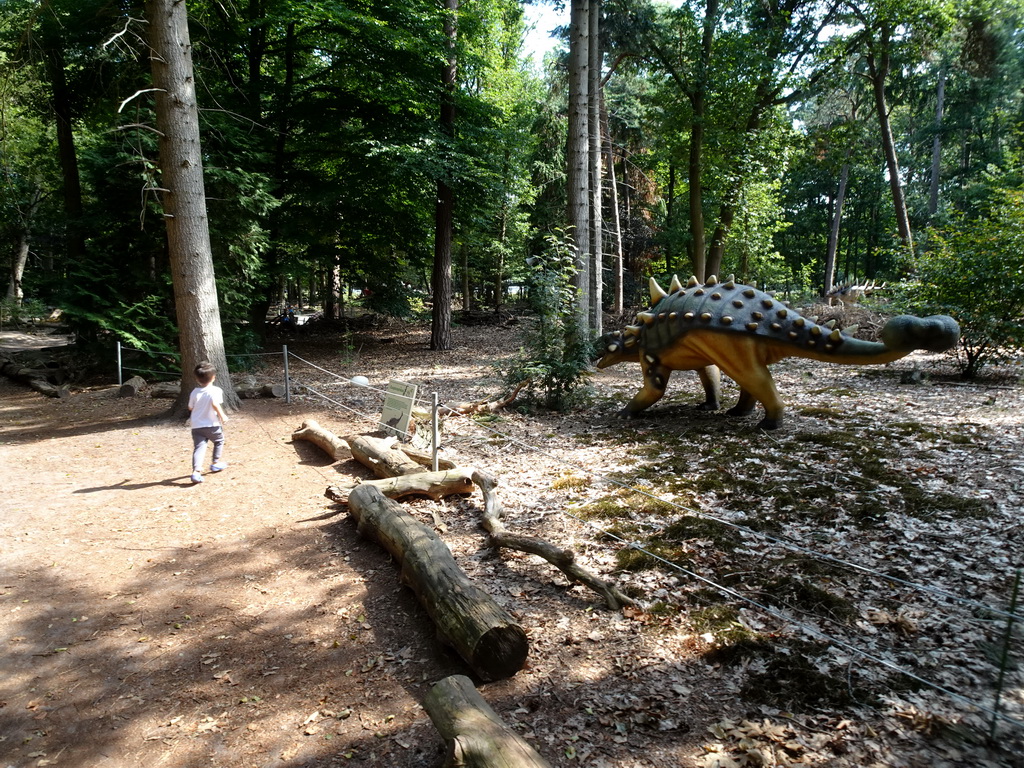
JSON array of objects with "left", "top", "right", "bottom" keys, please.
[{"left": 440, "top": 405, "right": 1023, "bottom": 623}]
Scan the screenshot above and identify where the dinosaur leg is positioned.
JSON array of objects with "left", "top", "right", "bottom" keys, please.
[
  {"left": 713, "top": 361, "right": 785, "bottom": 429},
  {"left": 695, "top": 365, "right": 721, "bottom": 410},
  {"left": 619, "top": 356, "right": 671, "bottom": 417},
  {"left": 726, "top": 388, "right": 757, "bottom": 417}
]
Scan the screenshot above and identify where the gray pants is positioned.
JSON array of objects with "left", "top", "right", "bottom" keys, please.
[{"left": 191, "top": 426, "right": 224, "bottom": 472}]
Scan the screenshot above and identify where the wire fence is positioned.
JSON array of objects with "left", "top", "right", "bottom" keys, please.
[
  {"left": 280, "top": 348, "right": 1024, "bottom": 738},
  {"left": 113, "top": 341, "right": 1023, "bottom": 736}
]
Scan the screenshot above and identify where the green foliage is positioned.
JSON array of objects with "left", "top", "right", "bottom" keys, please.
[
  {"left": 895, "top": 189, "right": 1024, "bottom": 377},
  {"left": 504, "top": 231, "right": 593, "bottom": 410}
]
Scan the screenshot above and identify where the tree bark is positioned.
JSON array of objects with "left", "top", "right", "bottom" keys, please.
[
  {"left": 346, "top": 434, "right": 428, "bottom": 478},
  {"left": 424, "top": 675, "right": 552, "bottom": 768},
  {"left": 431, "top": 0, "right": 458, "bottom": 351},
  {"left": 146, "top": 0, "right": 239, "bottom": 417},
  {"left": 824, "top": 159, "right": 850, "bottom": 296},
  {"left": 588, "top": 0, "right": 603, "bottom": 336},
  {"left": 866, "top": 31, "right": 913, "bottom": 252},
  {"left": 326, "top": 468, "right": 476, "bottom": 504},
  {"left": 568, "top": 0, "right": 591, "bottom": 336},
  {"left": 927, "top": 66, "right": 945, "bottom": 220},
  {"left": 600, "top": 88, "right": 624, "bottom": 315},
  {"left": 347, "top": 484, "right": 529, "bottom": 681},
  {"left": 687, "top": 0, "right": 717, "bottom": 281}
]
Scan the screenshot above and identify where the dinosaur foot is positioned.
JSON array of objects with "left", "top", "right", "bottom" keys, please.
[
  {"left": 756, "top": 416, "right": 782, "bottom": 430},
  {"left": 694, "top": 400, "right": 721, "bottom": 412}
]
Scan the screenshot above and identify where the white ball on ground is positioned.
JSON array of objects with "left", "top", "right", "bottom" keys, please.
[{"left": 350, "top": 375, "right": 370, "bottom": 387}]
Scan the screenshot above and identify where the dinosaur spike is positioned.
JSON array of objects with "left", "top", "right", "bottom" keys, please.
[
  {"left": 721, "top": 316, "right": 734, "bottom": 325},
  {"left": 638, "top": 312, "right": 656, "bottom": 325},
  {"left": 625, "top": 324, "right": 643, "bottom": 336},
  {"left": 750, "top": 280, "right": 757, "bottom": 289},
  {"left": 705, "top": 275, "right": 719, "bottom": 286},
  {"left": 711, "top": 292, "right": 723, "bottom": 300},
  {"left": 694, "top": 289, "right": 706, "bottom": 296},
  {"left": 810, "top": 326, "right": 822, "bottom": 337},
  {"left": 726, "top": 274, "right": 735, "bottom": 283},
  {"left": 825, "top": 319, "right": 836, "bottom": 329},
  {"left": 771, "top": 322, "right": 782, "bottom": 332},
  {"left": 649, "top": 277, "right": 668, "bottom": 304},
  {"left": 683, "top": 312, "right": 695, "bottom": 321},
  {"left": 623, "top": 337, "right": 637, "bottom": 347},
  {"left": 746, "top": 322, "right": 759, "bottom": 331},
  {"left": 723, "top": 280, "right": 736, "bottom": 290},
  {"left": 606, "top": 343, "right": 619, "bottom": 352},
  {"left": 845, "top": 324, "right": 859, "bottom": 336},
  {"left": 794, "top": 317, "right": 806, "bottom": 328},
  {"left": 658, "top": 312, "right": 667, "bottom": 320},
  {"left": 700, "top": 312, "right": 712, "bottom": 323},
  {"left": 669, "top": 275, "right": 684, "bottom": 293},
  {"left": 644, "top": 354, "right": 656, "bottom": 363},
  {"left": 761, "top": 299, "right": 774, "bottom": 309},
  {"left": 809, "top": 316, "right": 818, "bottom": 323},
  {"left": 789, "top": 331, "right": 798, "bottom": 339},
  {"left": 751, "top": 311, "right": 764, "bottom": 321},
  {"left": 829, "top": 329, "right": 842, "bottom": 342},
  {"left": 732, "top": 299, "right": 745, "bottom": 308},
  {"left": 824, "top": 343, "right": 834, "bottom": 351},
  {"left": 776, "top": 309, "right": 788, "bottom": 319},
  {"left": 742, "top": 289, "right": 756, "bottom": 299},
  {"left": 669, "top": 312, "right": 678, "bottom": 320},
  {"left": 687, "top": 275, "right": 700, "bottom": 287}
]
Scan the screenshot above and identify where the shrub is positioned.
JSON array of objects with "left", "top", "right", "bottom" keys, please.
[
  {"left": 896, "top": 190, "right": 1024, "bottom": 377},
  {"left": 504, "top": 231, "right": 593, "bottom": 409}
]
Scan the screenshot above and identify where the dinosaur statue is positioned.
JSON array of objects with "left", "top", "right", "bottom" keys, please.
[{"left": 594, "top": 275, "right": 960, "bottom": 429}]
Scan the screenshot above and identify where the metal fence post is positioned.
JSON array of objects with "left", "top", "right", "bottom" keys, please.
[
  {"left": 431, "top": 392, "right": 439, "bottom": 471},
  {"left": 116, "top": 341, "right": 123, "bottom": 386},
  {"left": 283, "top": 345, "right": 291, "bottom": 404}
]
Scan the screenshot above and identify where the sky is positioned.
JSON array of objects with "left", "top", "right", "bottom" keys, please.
[{"left": 522, "top": 3, "right": 569, "bottom": 69}]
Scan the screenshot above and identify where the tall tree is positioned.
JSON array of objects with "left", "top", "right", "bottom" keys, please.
[
  {"left": 588, "top": 0, "right": 603, "bottom": 334},
  {"left": 145, "top": 0, "right": 238, "bottom": 414},
  {"left": 432, "top": 0, "right": 458, "bottom": 350},
  {"left": 567, "top": 0, "right": 591, "bottom": 336}
]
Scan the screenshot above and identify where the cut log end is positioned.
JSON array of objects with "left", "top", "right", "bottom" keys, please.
[{"left": 473, "top": 625, "right": 529, "bottom": 683}]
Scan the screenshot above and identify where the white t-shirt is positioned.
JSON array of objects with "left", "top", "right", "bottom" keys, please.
[{"left": 189, "top": 384, "right": 224, "bottom": 429}]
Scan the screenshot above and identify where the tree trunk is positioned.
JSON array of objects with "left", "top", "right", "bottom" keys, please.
[
  {"left": 39, "top": 13, "right": 85, "bottom": 271},
  {"left": 824, "top": 159, "right": 850, "bottom": 295},
  {"left": 568, "top": 0, "right": 591, "bottom": 336},
  {"left": 927, "top": 66, "right": 945, "bottom": 220},
  {"left": 866, "top": 35, "right": 913, "bottom": 252},
  {"left": 687, "top": 0, "right": 717, "bottom": 281},
  {"left": 146, "top": 0, "right": 239, "bottom": 416},
  {"left": 431, "top": 0, "right": 458, "bottom": 351},
  {"left": 347, "top": 484, "right": 529, "bottom": 681},
  {"left": 424, "top": 675, "right": 552, "bottom": 767},
  {"left": 600, "top": 90, "right": 624, "bottom": 315},
  {"left": 588, "top": 0, "right": 603, "bottom": 335}
]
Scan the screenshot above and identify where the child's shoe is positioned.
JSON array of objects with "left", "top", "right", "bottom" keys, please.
[
  {"left": 211, "top": 462, "right": 228, "bottom": 472},
  {"left": 191, "top": 472, "right": 203, "bottom": 484}
]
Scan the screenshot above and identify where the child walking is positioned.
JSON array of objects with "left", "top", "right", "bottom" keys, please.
[{"left": 188, "top": 360, "right": 229, "bottom": 484}]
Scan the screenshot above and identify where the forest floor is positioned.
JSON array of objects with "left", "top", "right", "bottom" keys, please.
[{"left": 1, "top": 314, "right": 1023, "bottom": 768}]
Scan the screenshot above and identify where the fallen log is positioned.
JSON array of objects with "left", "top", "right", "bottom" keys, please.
[
  {"left": 0, "top": 358, "right": 70, "bottom": 398},
  {"left": 326, "top": 468, "right": 476, "bottom": 504},
  {"left": 346, "top": 434, "right": 425, "bottom": 478},
  {"left": 292, "top": 419, "right": 351, "bottom": 461},
  {"left": 238, "top": 383, "right": 286, "bottom": 399},
  {"left": 119, "top": 375, "right": 147, "bottom": 397},
  {"left": 149, "top": 382, "right": 180, "bottom": 399},
  {"left": 413, "top": 380, "right": 530, "bottom": 420},
  {"left": 424, "top": 675, "right": 552, "bottom": 768},
  {"left": 347, "top": 484, "right": 528, "bottom": 681},
  {"left": 472, "top": 470, "right": 636, "bottom": 611}
]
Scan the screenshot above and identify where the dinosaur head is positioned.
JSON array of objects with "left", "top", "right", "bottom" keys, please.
[{"left": 593, "top": 330, "right": 641, "bottom": 369}]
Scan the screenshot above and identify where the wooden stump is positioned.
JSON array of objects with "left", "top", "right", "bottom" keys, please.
[
  {"left": 238, "top": 383, "right": 286, "bottom": 399},
  {"left": 347, "top": 484, "right": 528, "bottom": 681},
  {"left": 118, "top": 375, "right": 147, "bottom": 397},
  {"left": 424, "top": 675, "right": 552, "bottom": 768},
  {"left": 149, "top": 382, "right": 180, "bottom": 399},
  {"left": 292, "top": 419, "right": 351, "bottom": 461}
]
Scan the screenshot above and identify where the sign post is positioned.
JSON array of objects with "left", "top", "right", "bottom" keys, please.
[{"left": 380, "top": 380, "right": 418, "bottom": 439}]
